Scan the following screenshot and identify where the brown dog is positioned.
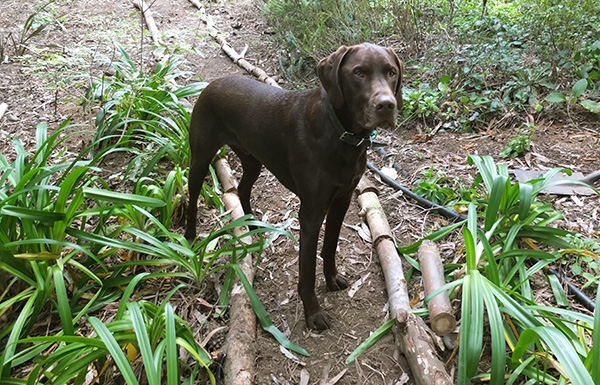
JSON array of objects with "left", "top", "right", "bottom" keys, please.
[{"left": 185, "top": 43, "right": 402, "bottom": 330}]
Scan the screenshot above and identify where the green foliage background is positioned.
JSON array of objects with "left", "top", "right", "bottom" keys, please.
[{"left": 264, "top": 0, "right": 600, "bottom": 131}]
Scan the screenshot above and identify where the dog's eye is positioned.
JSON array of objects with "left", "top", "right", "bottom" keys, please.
[
  {"left": 354, "top": 68, "right": 364, "bottom": 77},
  {"left": 388, "top": 69, "right": 397, "bottom": 78}
]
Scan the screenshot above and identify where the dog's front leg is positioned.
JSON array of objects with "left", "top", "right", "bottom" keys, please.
[
  {"left": 298, "top": 203, "right": 329, "bottom": 330},
  {"left": 321, "top": 192, "right": 352, "bottom": 291}
]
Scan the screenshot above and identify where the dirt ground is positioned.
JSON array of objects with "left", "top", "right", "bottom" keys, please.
[{"left": 1, "top": 1, "right": 599, "bottom": 384}]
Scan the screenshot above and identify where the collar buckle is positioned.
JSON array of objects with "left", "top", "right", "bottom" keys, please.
[
  {"left": 339, "top": 131, "right": 368, "bottom": 147},
  {"left": 325, "top": 91, "right": 387, "bottom": 149}
]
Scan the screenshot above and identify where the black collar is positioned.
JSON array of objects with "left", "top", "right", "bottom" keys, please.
[{"left": 323, "top": 91, "right": 387, "bottom": 149}]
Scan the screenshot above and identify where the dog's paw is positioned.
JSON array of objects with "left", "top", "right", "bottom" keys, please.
[
  {"left": 307, "top": 310, "right": 330, "bottom": 331},
  {"left": 326, "top": 274, "right": 348, "bottom": 291}
]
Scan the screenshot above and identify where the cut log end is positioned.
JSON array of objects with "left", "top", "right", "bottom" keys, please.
[{"left": 430, "top": 312, "right": 457, "bottom": 335}]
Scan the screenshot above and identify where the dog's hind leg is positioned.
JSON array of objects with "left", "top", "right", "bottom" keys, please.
[{"left": 185, "top": 116, "right": 225, "bottom": 241}]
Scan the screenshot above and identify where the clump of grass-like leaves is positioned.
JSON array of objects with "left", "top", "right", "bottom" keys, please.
[
  {"left": 350, "top": 155, "right": 599, "bottom": 383},
  {"left": 88, "top": 46, "right": 205, "bottom": 170},
  {"left": 0, "top": 117, "right": 306, "bottom": 382},
  {"left": 412, "top": 155, "right": 598, "bottom": 384}
]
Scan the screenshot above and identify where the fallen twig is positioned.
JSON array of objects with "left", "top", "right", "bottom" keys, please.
[{"left": 0, "top": 103, "right": 8, "bottom": 121}]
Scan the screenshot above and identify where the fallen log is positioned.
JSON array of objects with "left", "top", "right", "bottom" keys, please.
[
  {"left": 188, "top": 1, "right": 281, "bottom": 88},
  {"left": 130, "top": 0, "right": 164, "bottom": 48},
  {"left": 215, "top": 157, "right": 238, "bottom": 193},
  {"left": 356, "top": 178, "right": 410, "bottom": 315},
  {"left": 214, "top": 158, "right": 256, "bottom": 385},
  {"left": 418, "top": 240, "right": 456, "bottom": 336},
  {"left": 356, "top": 176, "right": 453, "bottom": 385}
]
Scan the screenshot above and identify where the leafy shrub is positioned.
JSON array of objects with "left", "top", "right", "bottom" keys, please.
[
  {"left": 412, "top": 166, "right": 462, "bottom": 205},
  {"left": 499, "top": 122, "right": 535, "bottom": 158},
  {"left": 520, "top": 0, "right": 600, "bottom": 65},
  {"left": 262, "top": 0, "right": 413, "bottom": 77},
  {"left": 402, "top": 83, "right": 443, "bottom": 121},
  {"left": 0, "top": 119, "right": 302, "bottom": 381},
  {"left": 352, "top": 156, "right": 600, "bottom": 383}
]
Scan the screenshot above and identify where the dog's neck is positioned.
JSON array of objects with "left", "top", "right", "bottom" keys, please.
[{"left": 322, "top": 90, "right": 386, "bottom": 149}]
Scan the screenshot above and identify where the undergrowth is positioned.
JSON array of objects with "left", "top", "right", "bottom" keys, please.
[
  {"left": 0, "top": 43, "right": 301, "bottom": 384},
  {"left": 263, "top": 0, "right": 600, "bottom": 131}
]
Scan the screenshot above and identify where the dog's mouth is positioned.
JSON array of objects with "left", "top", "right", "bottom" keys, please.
[{"left": 362, "top": 109, "right": 398, "bottom": 130}]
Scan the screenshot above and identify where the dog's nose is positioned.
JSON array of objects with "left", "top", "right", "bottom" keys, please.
[{"left": 375, "top": 94, "right": 396, "bottom": 111}]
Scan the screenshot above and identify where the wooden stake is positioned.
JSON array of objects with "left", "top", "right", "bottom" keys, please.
[
  {"left": 357, "top": 176, "right": 453, "bottom": 385},
  {"left": 418, "top": 240, "right": 456, "bottom": 336}
]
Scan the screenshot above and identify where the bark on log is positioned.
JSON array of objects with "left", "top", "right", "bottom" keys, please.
[
  {"left": 130, "top": 0, "right": 164, "bottom": 48},
  {"left": 394, "top": 310, "right": 454, "bottom": 385},
  {"left": 215, "top": 158, "right": 238, "bottom": 193},
  {"left": 214, "top": 159, "right": 256, "bottom": 385},
  {"left": 418, "top": 240, "right": 456, "bottom": 336},
  {"left": 357, "top": 176, "right": 452, "bottom": 385}
]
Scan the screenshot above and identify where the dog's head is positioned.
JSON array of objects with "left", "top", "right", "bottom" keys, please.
[{"left": 317, "top": 43, "right": 403, "bottom": 131}]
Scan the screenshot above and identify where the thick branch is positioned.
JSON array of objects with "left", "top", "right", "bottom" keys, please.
[
  {"left": 188, "top": 1, "right": 281, "bottom": 88},
  {"left": 357, "top": 176, "right": 452, "bottom": 385},
  {"left": 418, "top": 240, "right": 456, "bottom": 335},
  {"left": 214, "top": 158, "right": 256, "bottom": 385}
]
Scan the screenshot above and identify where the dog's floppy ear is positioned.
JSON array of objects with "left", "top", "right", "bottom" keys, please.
[
  {"left": 317, "top": 45, "right": 349, "bottom": 108},
  {"left": 386, "top": 47, "right": 404, "bottom": 111}
]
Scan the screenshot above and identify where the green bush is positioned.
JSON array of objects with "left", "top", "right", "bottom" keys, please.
[
  {"left": 88, "top": 46, "right": 205, "bottom": 164},
  {"left": 262, "top": 0, "right": 415, "bottom": 77},
  {"left": 0, "top": 120, "right": 302, "bottom": 382}
]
